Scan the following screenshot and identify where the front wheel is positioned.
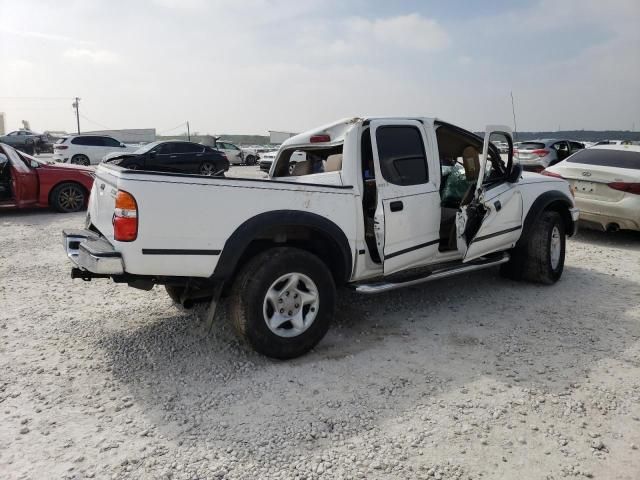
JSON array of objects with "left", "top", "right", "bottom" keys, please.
[
  {"left": 228, "top": 247, "right": 335, "bottom": 359},
  {"left": 502, "top": 210, "right": 565, "bottom": 284},
  {"left": 244, "top": 155, "right": 256, "bottom": 166}
]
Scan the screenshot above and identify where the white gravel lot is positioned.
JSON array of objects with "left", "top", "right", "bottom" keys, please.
[{"left": 1, "top": 189, "right": 639, "bottom": 479}]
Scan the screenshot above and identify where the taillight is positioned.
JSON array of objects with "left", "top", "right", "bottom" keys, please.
[
  {"left": 608, "top": 182, "right": 640, "bottom": 195},
  {"left": 113, "top": 190, "right": 138, "bottom": 241},
  {"left": 532, "top": 149, "right": 549, "bottom": 157},
  {"left": 541, "top": 169, "right": 563, "bottom": 178},
  {"left": 55, "top": 145, "right": 68, "bottom": 150}
]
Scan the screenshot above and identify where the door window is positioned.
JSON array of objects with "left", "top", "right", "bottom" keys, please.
[
  {"left": 156, "top": 143, "right": 174, "bottom": 154},
  {"left": 174, "top": 143, "right": 202, "bottom": 154},
  {"left": 103, "top": 137, "right": 121, "bottom": 147},
  {"left": 375, "top": 126, "right": 428, "bottom": 186}
]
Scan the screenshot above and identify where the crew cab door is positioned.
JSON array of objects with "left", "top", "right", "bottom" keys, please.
[
  {"left": 369, "top": 120, "right": 441, "bottom": 275},
  {"left": 456, "top": 126, "right": 523, "bottom": 262}
]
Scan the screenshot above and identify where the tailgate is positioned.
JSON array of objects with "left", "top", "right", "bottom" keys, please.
[{"left": 87, "top": 167, "right": 119, "bottom": 240}]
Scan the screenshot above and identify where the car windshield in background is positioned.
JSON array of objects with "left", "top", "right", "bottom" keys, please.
[
  {"left": 567, "top": 149, "right": 640, "bottom": 169},
  {"left": 517, "top": 142, "right": 546, "bottom": 150},
  {"left": 133, "top": 141, "right": 162, "bottom": 154}
]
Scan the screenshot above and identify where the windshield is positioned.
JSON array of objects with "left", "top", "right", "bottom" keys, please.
[
  {"left": 133, "top": 141, "right": 162, "bottom": 154},
  {"left": 517, "top": 142, "right": 546, "bottom": 150}
]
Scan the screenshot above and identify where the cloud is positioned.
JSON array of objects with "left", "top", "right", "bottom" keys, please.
[
  {"left": 348, "top": 14, "right": 450, "bottom": 52},
  {"left": 63, "top": 48, "right": 119, "bottom": 64}
]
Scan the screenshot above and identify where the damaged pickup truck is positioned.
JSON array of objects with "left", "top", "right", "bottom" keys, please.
[{"left": 63, "top": 117, "right": 579, "bottom": 359}]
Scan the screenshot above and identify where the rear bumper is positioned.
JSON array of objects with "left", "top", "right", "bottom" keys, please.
[
  {"left": 62, "top": 228, "right": 124, "bottom": 275},
  {"left": 574, "top": 196, "right": 640, "bottom": 231}
]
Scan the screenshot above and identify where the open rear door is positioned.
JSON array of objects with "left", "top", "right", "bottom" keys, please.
[{"left": 456, "top": 126, "right": 523, "bottom": 262}]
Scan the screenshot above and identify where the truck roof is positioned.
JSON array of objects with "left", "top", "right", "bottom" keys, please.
[{"left": 281, "top": 116, "right": 438, "bottom": 148}]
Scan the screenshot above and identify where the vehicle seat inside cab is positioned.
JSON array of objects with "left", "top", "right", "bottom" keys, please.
[{"left": 0, "top": 154, "right": 12, "bottom": 200}]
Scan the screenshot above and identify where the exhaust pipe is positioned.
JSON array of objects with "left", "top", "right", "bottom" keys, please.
[{"left": 606, "top": 223, "right": 620, "bottom": 232}]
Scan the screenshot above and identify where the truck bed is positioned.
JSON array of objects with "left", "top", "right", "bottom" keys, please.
[{"left": 87, "top": 165, "right": 358, "bottom": 278}]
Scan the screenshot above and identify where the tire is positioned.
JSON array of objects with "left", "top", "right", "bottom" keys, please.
[
  {"left": 199, "top": 162, "right": 216, "bottom": 176},
  {"left": 165, "top": 285, "right": 184, "bottom": 304},
  {"left": 71, "top": 154, "right": 90, "bottom": 166},
  {"left": 502, "top": 211, "right": 565, "bottom": 284},
  {"left": 228, "top": 247, "right": 336, "bottom": 359},
  {"left": 245, "top": 155, "right": 256, "bottom": 166},
  {"left": 50, "top": 182, "right": 86, "bottom": 213}
]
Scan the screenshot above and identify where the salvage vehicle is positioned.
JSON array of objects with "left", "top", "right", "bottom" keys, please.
[
  {"left": 0, "top": 143, "right": 94, "bottom": 212},
  {"left": 0, "top": 130, "right": 49, "bottom": 154},
  {"left": 103, "top": 140, "right": 229, "bottom": 176},
  {"left": 62, "top": 117, "right": 579, "bottom": 359},
  {"left": 544, "top": 145, "right": 639, "bottom": 231},
  {"left": 516, "top": 139, "right": 584, "bottom": 172}
]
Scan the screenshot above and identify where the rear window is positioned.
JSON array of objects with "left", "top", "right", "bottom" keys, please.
[
  {"left": 55, "top": 138, "right": 67, "bottom": 144},
  {"left": 517, "top": 142, "right": 545, "bottom": 150},
  {"left": 567, "top": 149, "right": 640, "bottom": 169}
]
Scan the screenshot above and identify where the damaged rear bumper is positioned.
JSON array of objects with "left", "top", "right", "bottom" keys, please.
[{"left": 62, "top": 229, "right": 124, "bottom": 276}]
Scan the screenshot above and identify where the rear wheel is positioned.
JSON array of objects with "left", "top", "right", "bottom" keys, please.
[
  {"left": 51, "top": 182, "right": 86, "bottom": 213},
  {"left": 244, "top": 155, "right": 256, "bottom": 166},
  {"left": 501, "top": 210, "right": 565, "bottom": 284},
  {"left": 228, "top": 247, "right": 335, "bottom": 359},
  {"left": 200, "top": 162, "right": 216, "bottom": 176},
  {"left": 71, "top": 154, "right": 90, "bottom": 166}
]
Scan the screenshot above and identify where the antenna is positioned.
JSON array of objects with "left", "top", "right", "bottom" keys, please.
[{"left": 510, "top": 91, "right": 518, "bottom": 140}]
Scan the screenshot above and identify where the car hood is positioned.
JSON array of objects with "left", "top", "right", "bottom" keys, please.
[{"left": 103, "top": 152, "right": 138, "bottom": 163}]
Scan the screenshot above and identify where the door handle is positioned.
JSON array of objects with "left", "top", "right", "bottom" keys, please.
[
  {"left": 494, "top": 200, "right": 502, "bottom": 211},
  {"left": 389, "top": 201, "right": 404, "bottom": 212}
]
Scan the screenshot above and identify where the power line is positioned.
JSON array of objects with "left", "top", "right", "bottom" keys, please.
[
  {"left": 158, "top": 121, "right": 188, "bottom": 135},
  {"left": 0, "top": 96, "right": 74, "bottom": 100}
]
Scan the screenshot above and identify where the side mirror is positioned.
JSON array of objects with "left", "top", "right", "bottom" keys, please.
[
  {"left": 120, "top": 143, "right": 126, "bottom": 148},
  {"left": 507, "top": 163, "right": 522, "bottom": 183},
  {"left": 30, "top": 160, "right": 40, "bottom": 168}
]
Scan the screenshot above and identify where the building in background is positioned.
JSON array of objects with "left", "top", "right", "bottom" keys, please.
[
  {"left": 0, "top": 113, "right": 6, "bottom": 135},
  {"left": 269, "top": 130, "right": 297, "bottom": 144},
  {"left": 83, "top": 128, "right": 156, "bottom": 144}
]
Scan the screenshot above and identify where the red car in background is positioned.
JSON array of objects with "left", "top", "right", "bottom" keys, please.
[{"left": 0, "top": 143, "right": 94, "bottom": 213}]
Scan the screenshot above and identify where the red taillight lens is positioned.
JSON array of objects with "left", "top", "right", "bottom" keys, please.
[
  {"left": 608, "top": 182, "right": 640, "bottom": 195},
  {"left": 541, "top": 169, "right": 563, "bottom": 178},
  {"left": 113, "top": 190, "right": 138, "bottom": 241},
  {"left": 532, "top": 149, "right": 549, "bottom": 157},
  {"left": 310, "top": 134, "right": 331, "bottom": 143},
  {"left": 55, "top": 145, "right": 68, "bottom": 150}
]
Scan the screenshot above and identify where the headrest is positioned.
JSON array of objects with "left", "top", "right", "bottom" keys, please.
[
  {"left": 462, "top": 146, "right": 480, "bottom": 181},
  {"left": 325, "top": 154, "right": 343, "bottom": 172}
]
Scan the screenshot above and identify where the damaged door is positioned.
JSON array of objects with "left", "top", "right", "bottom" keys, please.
[{"left": 456, "top": 126, "right": 523, "bottom": 262}]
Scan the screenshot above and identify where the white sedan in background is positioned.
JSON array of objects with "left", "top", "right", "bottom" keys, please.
[{"left": 543, "top": 145, "right": 640, "bottom": 232}]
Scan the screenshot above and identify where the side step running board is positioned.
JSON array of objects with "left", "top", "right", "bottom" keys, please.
[{"left": 354, "top": 253, "right": 510, "bottom": 294}]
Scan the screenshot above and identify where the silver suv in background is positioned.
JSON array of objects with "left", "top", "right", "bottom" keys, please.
[{"left": 515, "top": 139, "right": 584, "bottom": 172}]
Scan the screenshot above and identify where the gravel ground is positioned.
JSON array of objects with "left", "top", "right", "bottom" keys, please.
[{"left": 1, "top": 206, "right": 639, "bottom": 480}]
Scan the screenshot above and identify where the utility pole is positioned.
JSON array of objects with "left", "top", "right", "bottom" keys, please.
[
  {"left": 186, "top": 121, "right": 190, "bottom": 141},
  {"left": 72, "top": 97, "right": 81, "bottom": 134},
  {"left": 510, "top": 91, "right": 518, "bottom": 140}
]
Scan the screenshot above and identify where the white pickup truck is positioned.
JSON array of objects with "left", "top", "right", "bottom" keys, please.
[{"left": 63, "top": 117, "right": 579, "bottom": 359}]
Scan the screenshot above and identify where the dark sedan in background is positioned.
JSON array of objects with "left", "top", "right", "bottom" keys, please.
[{"left": 103, "top": 140, "right": 229, "bottom": 175}]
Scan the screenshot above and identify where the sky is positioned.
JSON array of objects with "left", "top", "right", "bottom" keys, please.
[{"left": 0, "top": 0, "right": 639, "bottom": 135}]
